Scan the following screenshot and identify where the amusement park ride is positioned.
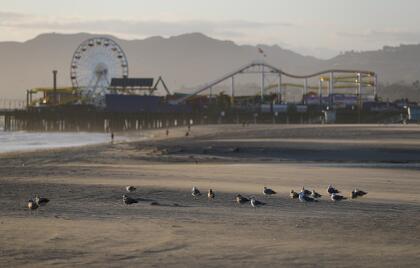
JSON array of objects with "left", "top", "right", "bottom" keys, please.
[
  {"left": 27, "top": 37, "right": 169, "bottom": 108},
  {"left": 171, "top": 61, "right": 377, "bottom": 108},
  {"left": 26, "top": 36, "right": 378, "bottom": 111}
]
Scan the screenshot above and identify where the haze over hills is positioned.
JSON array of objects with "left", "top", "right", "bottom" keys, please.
[{"left": 0, "top": 32, "right": 420, "bottom": 100}]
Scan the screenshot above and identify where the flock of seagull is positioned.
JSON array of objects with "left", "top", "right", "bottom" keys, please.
[
  {"left": 201, "top": 184, "right": 366, "bottom": 208},
  {"left": 27, "top": 184, "right": 367, "bottom": 210},
  {"left": 289, "top": 185, "right": 367, "bottom": 203},
  {"left": 237, "top": 185, "right": 366, "bottom": 208},
  {"left": 122, "top": 184, "right": 367, "bottom": 209}
]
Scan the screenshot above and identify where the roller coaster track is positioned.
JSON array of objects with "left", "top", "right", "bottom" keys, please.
[{"left": 172, "top": 60, "right": 376, "bottom": 104}]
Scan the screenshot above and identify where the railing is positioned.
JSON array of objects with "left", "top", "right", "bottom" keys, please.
[{"left": 0, "top": 99, "right": 27, "bottom": 110}]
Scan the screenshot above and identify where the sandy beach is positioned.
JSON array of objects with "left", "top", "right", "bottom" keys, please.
[{"left": 1, "top": 124, "right": 420, "bottom": 267}]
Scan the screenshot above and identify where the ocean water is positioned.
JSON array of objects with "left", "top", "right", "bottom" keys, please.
[{"left": 0, "top": 132, "right": 115, "bottom": 154}]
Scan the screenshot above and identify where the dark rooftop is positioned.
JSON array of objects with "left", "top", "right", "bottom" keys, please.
[{"left": 110, "top": 78, "right": 154, "bottom": 88}]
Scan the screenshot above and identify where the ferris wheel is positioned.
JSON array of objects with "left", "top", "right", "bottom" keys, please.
[{"left": 70, "top": 37, "right": 129, "bottom": 106}]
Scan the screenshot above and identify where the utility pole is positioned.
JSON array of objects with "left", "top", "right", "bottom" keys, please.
[
  {"left": 357, "top": 73, "right": 362, "bottom": 123},
  {"left": 231, "top": 76, "right": 235, "bottom": 106},
  {"left": 277, "top": 73, "right": 282, "bottom": 104},
  {"left": 261, "top": 65, "right": 265, "bottom": 103},
  {"left": 319, "top": 79, "right": 323, "bottom": 106},
  {"left": 53, "top": 70, "right": 58, "bottom": 105},
  {"left": 329, "top": 72, "right": 334, "bottom": 107}
]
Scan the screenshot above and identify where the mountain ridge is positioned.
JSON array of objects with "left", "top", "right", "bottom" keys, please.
[{"left": 0, "top": 32, "right": 419, "bottom": 99}]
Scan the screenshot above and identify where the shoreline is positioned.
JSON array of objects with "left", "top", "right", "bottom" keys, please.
[
  {"left": 0, "top": 129, "right": 152, "bottom": 157},
  {"left": 0, "top": 124, "right": 200, "bottom": 157},
  {"left": 2, "top": 124, "right": 420, "bottom": 164}
]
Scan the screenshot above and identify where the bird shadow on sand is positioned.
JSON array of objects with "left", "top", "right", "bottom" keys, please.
[
  {"left": 149, "top": 201, "right": 189, "bottom": 208},
  {"left": 134, "top": 197, "right": 156, "bottom": 202}
]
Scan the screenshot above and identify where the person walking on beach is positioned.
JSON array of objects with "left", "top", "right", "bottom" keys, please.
[
  {"left": 111, "top": 132, "right": 114, "bottom": 143},
  {"left": 166, "top": 129, "right": 169, "bottom": 136}
]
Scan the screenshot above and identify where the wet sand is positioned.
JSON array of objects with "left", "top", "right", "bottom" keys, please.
[{"left": 1, "top": 124, "right": 420, "bottom": 267}]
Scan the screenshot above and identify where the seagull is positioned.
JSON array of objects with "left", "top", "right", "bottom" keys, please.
[
  {"left": 208, "top": 189, "right": 215, "bottom": 199},
  {"left": 331, "top": 193, "right": 347, "bottom": 202},
  {"left": 310, "top": 190, "right": 322, "bottom": 199},
  {"left": 351, "top": 189, "right": 368, "bottom": 199},
  {"left": 290, "top": 190, "right": 299, "bottom": 199},
  {"left": 192, "top": 186, "right": 201, "bottom": 198},
  {"left": 123, "top": 194, "right": 138, "bottom": 205},
  {"left": 327, "top": 185, "right": 340, "bottom": 195},
  {"left": 34, "top": 195, "right": 50, "bottom": 206},
  {"left": 235, "top": 194, "right": 250, "bottom": 204},
  {"left": 27, "top": 200, "right": 38, "bottom": 210},
  {"left": 263, "top": 187, "right": 277, "bottom": 197},
  {"left": 301, "top": 187, "right": 311, "bottom": 196},
  {"left": 299, "top": 192, "right": 317, "bottom": 202},
  {"left": 250, "top": 197, "right": 266, "bottom": 209},
  {"left": 126, "top": 186, "right": 136, "bottom": 193}
]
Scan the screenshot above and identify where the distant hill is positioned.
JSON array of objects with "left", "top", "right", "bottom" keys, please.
[{"left": 0, "top": 32, "right": 419, "bottom": 100}]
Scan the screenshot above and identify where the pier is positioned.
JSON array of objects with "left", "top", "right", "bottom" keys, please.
[
  {"left": 0, "top": 105, "right": 403, "bottom": 132},
  {"left": 0, "top": 39, "right": 411, "bottom": 132}
]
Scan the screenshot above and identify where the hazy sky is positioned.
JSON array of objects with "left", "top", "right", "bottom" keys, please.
[{"left": 1, "top": 0, "right": 420, "bottom": 58}]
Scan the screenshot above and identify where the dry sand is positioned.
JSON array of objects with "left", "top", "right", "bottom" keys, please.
[{"left": 1, "top": 124, "right": 420, "bottom": 267}]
